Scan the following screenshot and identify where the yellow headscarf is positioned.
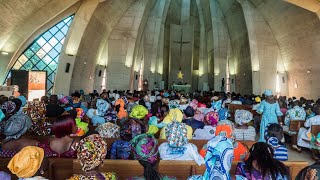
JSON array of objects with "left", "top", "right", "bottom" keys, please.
[
  {"left": 255, "top": 97, "right": 261, "bottom": 103},
  {"left": 162, "top": 108, "right": 183, "bottom": 124},
  {"left": 8, "top": 146, "right": 44, "bottom": 178}
]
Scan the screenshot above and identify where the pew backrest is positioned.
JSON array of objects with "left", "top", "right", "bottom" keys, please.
[
  {"left": 289, "top": 120, "right": 305, "bottom": 132},
  {"left": 311, "top": 125, "right": 320, "bottom": 136}
]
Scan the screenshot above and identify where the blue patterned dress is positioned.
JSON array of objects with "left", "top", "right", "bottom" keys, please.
[{"left": 257, "top": 100, "right": 283, "bottom": 142}]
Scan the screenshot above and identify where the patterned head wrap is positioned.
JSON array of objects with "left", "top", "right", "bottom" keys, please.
[
  {"left": 215, "top": 120, "right": 234, "bottom": 139},
  {"left": 4, "top": 113, "right": 32, "bottom": 141},
  {"left": 96, "top": 99, "right": 110, "bottom": 116},
  {"left": 163, "top": 92, "right": 170, "bottom": 98},
  {"left": 2, "top": 101, "right": 16, "bottom": 114},
  {"left": 76, "top": 134, "right": 107, "bottom": 172},
  {"left": 130, "top": 134, "right": 158, "bottom": 163},
  {"left": 264, "top": 89, "right": 273, "bottom": 97},
  {"left": 203, "top": 136, "right": 234, "bottom": 180},
  {"left": 96, "top": 122, "right": 120, "bottom": 138},
  {"left": 115, "top": 99, "right": 128, "bottom": 120},
  {"left": 76, "top": 108, "right": 85, "bottom": 119},
  {"left": 183, "top": 106, "right": 195, "bottom": 117},
  {"left": 129, "top": 105, "right": 148, "bottom": 119},
  {"left": 169, "top": 100, "right": 180, "bottom": 109},
  {"left": 255, "top": 97, "right": 261, "bottom": 103},
  {"left": 8, "top": 146, "right": 44, "bottom": 178},
  {"left": 110, "top": 140, "right": 131, "bottom": 160},
  {"left": 234, "top": 110, "right": 253, "bottom": 125},
  {"left": 204, "top": 111, "right": 219, "bottom": 126},
  {"left": 58, "top": 95, "right": 69, "bottom": 104},
  {"left": 162, "top": 108, "right": 183, "bottom": 124}
]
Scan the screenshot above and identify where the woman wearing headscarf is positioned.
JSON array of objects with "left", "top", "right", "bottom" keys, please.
[
  {"left": 199, "top": 120, "right": 248, "bottom": 162},
  {"left": 87, "top": 99, "right": 110, "bottom": 126},
  {"left": 129, "top": 134, "right": 176, "bottom": 180},
  {"left": 296, "top": 132, "right": 320, "bottom": 179},
  {"left": 159, "top": 108, "right": 193, "bottom": 139},
  {"left": 0, "top": 99, "right": 37, "bottom": 157},
  {"left": 68, "top": 134, "right": 116, "bottom": 179},
  {"left": 115, "top": 98, "right": 128, "bottom": 120},
  {"left": 188, "top": 122, "right": 234, "bottom": 180},
  {"left": 182, "top": 106, "right": 205, "bottom": 130},
  {"left": 233, "top": 110, "right": 256, "bottom": 141},
  {"left": 158, "top": 116, "right": 204, "bottom": 165},
  {"left": 235, "top": 142, "right": 289, "bottom": 180},
  {"left": 8, "top": 146, "right": 48, "bottom": 180},
  {"left": 257, "top": 90, "right": 282, "bottom": 142}
]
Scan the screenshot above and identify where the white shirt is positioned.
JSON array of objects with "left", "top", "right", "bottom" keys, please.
[{"left": 159, "top": 142, "right": 205, "bottom": 166}]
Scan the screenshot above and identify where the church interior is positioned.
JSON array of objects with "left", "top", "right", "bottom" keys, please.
[{"left": 1, "top": 0, "right": 320, "bottom": 179}]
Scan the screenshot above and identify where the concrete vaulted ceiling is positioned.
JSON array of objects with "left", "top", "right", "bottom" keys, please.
[{"left": 0, "top": 0, "right": 320, "bottom": 99}]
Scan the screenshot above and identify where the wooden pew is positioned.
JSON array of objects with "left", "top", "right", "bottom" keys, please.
[
  {"left": 228, "top": 104, "right": 259, "bottom": 121},
  {"left": 48, "top": 158, "right": 73, "bottom": 180},
  {"left": 192, "top": 161, "right": 308, "bottom": 180},
  {"left": 311, "top": 125, "right": 320, "bottom": 136},
  {"left": 283, "top": 120, "right": 305, "bottom": 145},
  {"left": 73, "top": 160, "right": 308, "bottom": 180}
]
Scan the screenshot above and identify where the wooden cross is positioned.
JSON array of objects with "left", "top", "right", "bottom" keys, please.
[{"left": 173, "top": 29, "right": 191, "bottom": 61}]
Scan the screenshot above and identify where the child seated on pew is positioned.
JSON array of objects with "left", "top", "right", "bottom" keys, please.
[
  {"left": 68, "top": 134, "right": 117, "bottom": 179},
  {"left": 265, "top": 123, "right": 288, "bottom": 161},
  {"left": 129, "top": 134, "right": 176, "bottom": 180},
  {"left": 235, "top": 142, "right": 289, "bottom": 180}
]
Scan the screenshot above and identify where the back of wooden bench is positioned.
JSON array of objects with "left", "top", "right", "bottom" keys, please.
[
  {"left": 311, "top": 125, "right": 320, "bottom": 136},
  {"left": 289, "top": 120, "right": 305, "bottom": 132},
  {"left": 73, "top": 160, "right": 308, "bottom": 180}
]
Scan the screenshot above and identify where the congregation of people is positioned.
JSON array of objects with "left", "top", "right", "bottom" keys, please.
[{"left": 1, "top": 89, "right": 320, "bottom": 180}]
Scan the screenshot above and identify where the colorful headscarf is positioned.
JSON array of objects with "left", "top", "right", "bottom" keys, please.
[
  {"left": 218, "top": 108, "right": 229, "bottom": 121},
  {"left": 76, "top": 134, "right": 107, "bottom": 172},
  {"left": 129, "top": 105, "right": 148, "bottom": 119},
  {"left": 203, "top": 136, "right": 234, "bottom": 180},
  {"left": 115, "top": 99, "right": 128, "bottom": 120},
  {"left": 234, "top": 110, "right": 253, "bottom": 125},
  {"left": 96, "top": 122, "right": 120, "bottom": 138},
  {"left": 211, "top": 100, "right": 222, "bottom": 110},
  {"left": 215, "top": 120, "right": 235, "bottom": 139},
  {"left": 2, "top": 101, "right": 16, "bottom": 114},
  {"left": 8, "top": 146, "right": 44, "bottom": 178},
  {"left": 233, "top": 142, "right": 249, "bottom": 161},
  {"left": 4, "top": 112, "right": 32, "bottom": 141},
  {"left": 76, "top": 108, "right": 85, "bottom": 119},
  {"left": 255, "top": 97, "right": 261, "bottom": 103},
  {"left": 130, "top": 134, "right": 158, "bottom": 163},
  {"left": 75, "top": 118, "right": 89, "bottom": 136},
  {"left": 162, "top": 108, "right": 183, "bottom": 124},
  {"left": 110, "top": 140, "right": 131, "bottom": 160},
  {"left": 96, "top": 99, "right": 110, "bottom": 116},
  {"left": 204, "top": 111, "right": 219, "bottom": 126},
  {"left": 165, "top": 120, "right": 188, "bottom": 147},
  {"left": 169, "top": 100, "right": 180, "bottom": 109},
  {"left": 58, "top": 95, "right": 69, "bottom": 105},
  {"left": 264, "top": 89, "right": 273, "bottom": 97},
  {"left": 91, "top": 115, "right": 105, "bottom": 126}
]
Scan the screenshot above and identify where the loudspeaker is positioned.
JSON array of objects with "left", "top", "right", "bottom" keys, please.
[
  {"left": 98, "top": 70, "right": 102, "bottom": 77},
  {"left": 65, "top": 63, "right": 70, "bottom": 73},
  {"left": 282, "top": 77, "right": 285, "bottom": 83},
  {"left": 136, "top": 75, "right": 138, "bottom": 80}
]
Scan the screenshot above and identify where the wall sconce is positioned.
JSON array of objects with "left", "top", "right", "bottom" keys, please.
[
  {"left": 1, "top": 51, "right": 9, "bottom": 55},
  {"left": 89, "top": 75, "right": 92, "bottom": 80},
  {"left": 294, "top": 80, "right": 298, "bottom": 89},
  {"left": 214, "top": 73, "right": 219, "bottom": 76},
  {"left": 307, "top": 70, "right": 311, "bottom": 74}
]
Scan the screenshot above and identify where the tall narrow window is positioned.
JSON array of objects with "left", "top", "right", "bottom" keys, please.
[
  {"left": 226, "top": 56, "right": 230, "bottom": 93},
  {"left": 5, "top": 15, "right": 74, "bottom": 95}
]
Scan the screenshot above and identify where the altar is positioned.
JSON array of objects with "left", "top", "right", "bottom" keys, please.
[{"left": 172, "top": 84, "right": 192, "bottom": 93}]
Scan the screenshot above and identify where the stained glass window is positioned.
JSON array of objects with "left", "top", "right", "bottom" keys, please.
[{"left": 5, "top": 15, "right": 74, "bottom": 95}]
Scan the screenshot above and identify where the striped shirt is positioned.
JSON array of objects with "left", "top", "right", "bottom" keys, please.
[{"left": 267, "top": 137, "right": 288, "bottom": 161}]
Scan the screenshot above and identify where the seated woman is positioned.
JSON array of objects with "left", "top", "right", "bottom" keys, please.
[
  {"left": 38, "top": 115, "right": 79, "bottom": 158},
  {"left": 8, "top": 146, "right": 48, "bottom": 180},
  {"left": 129, "top": 134, "right": 176, "bottom": 180},
  {"left": 159, "top": 108, "right": 193, "bottom": 139},
  {"left": 234, "top": 110, "right": 256, "bottom": 141},
  {"left": 182, "top": 106, "right": 205, "bottom": 130},
  {"left": 296, "top": 133, "right": 320, "bottom": 179},
  {"left": 235, "top": 142, "right": 289, "bottom": 180},
  {"left": 284, "top": 100, "right": 306, "bottom": 127},
  {"left": 158, "top": 118, "right": 204, "bottom": 165},
  {"left": 68, "top": 134, "right": 116, "bottom": 179},
  {"left": 188, "top": 126, "right": 234, "bottom": 180},
  {"left": 297, "top": 104, "right": 320, "bottom": 149},
  {"left": 0, "top": 99, "right": 36, "bottom": 157},
  {"left": 46, "top": 95, "right": 65, "bottom": 117}
]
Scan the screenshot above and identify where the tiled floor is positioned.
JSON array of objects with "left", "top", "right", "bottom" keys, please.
[{"left": 286, "top": 144, "right": 315, "bottom": 165}]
